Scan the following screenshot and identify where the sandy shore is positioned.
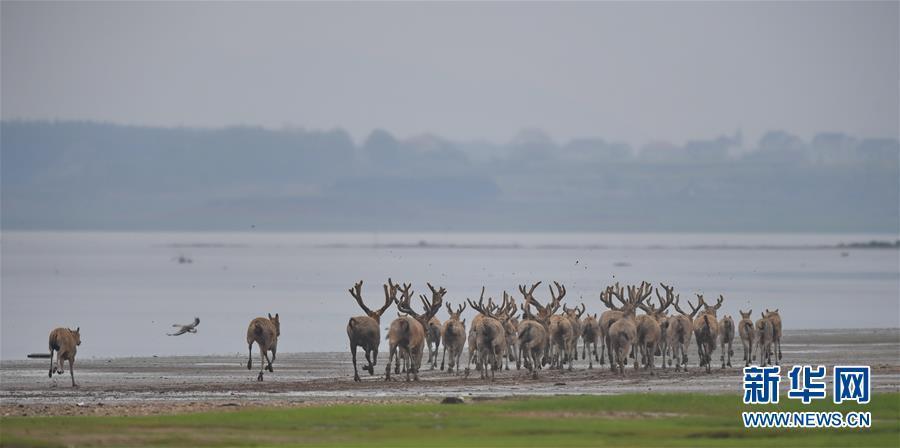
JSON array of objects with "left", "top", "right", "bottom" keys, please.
[{"left": 2, "top": 328, "right": 897, "bottom": 416}]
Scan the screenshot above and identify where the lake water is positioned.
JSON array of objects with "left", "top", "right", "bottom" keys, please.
[{"left": 1, "top": 231, "right": 898, "bottom": 360}]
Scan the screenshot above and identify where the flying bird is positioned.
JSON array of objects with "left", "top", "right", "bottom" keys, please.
[{"left": 167, "top": 317, "right": 200, "bottom": 336}]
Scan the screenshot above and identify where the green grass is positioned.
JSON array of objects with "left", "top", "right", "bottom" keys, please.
[{"left": 2, "top": 393, "right": 898, "bottom": 447}]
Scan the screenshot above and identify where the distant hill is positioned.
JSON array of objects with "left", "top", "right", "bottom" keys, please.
[{"left": 2, "top": 121, "right": 897, "bottom": 232}]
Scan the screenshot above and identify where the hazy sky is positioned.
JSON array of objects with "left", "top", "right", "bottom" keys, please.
[{"left": 2, "top": 1, "right": 898, "bottom": 146}]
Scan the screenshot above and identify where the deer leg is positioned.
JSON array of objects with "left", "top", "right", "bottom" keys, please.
[
  {"left": 49, "top": 349, "right": 55, "bottom": 377},
  {"left": 351, "top": 343, "right": 360, "bottom": 381},
  {"left": 268, "top": 348, "right": 276, "bottom": 372},
  {"left": 57, "top": 354, "right": 65, "bottom": 375},
  {"left": 258, "top": 348, "right": 267, "bottom": 381},
  {"left": 247, "top": 343, "right": 253, "bottom": 370},
  {"left": 364, "top": 349, "right": 375, "bottom": 375},
  {"left": 385, "top": 345, "right": 394, "bottom": 381},
  {"left": 68, "top": 358, "right": 77, "bottom": 387}
]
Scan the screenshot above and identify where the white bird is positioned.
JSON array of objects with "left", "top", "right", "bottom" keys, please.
[{"left": 167, "top": 317, "right": 200, "bottom": 336}]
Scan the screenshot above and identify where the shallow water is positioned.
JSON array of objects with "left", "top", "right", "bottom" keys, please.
[{"left": 2, "top": 231, "right": 898, "bottom": 359}]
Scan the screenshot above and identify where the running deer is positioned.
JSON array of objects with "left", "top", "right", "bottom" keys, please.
[
  {"left": 517, "top": 282, "right": 550, "bottom": 379},
  {"left": 764, "top": 309, "right": 783, "bottom": 364},
  {"left": 347, "top": 279, "right": 396, "bottom": 381},
  {"left": 246, "top": 313, "right": 280, "bottom": 381},
  {"left": 581, "top": 313, "right": 601, "bottom": 369},
  {"left": 423, "top": 284, "right": 445, "bottom": 370},
  {"left": 719, "top": 314, "right": 735, "bottom": 369},
  {"left": 48, "top": 327, "right": 81, "bottom": 387},
  {"left": 562, "top": 302, "right": 585, "bottom": 361},
  {"left": 670, "top": 294, "right": 699, "bottom": 372},
  {"left": 440, "top": 301, "right": 467, "bottom": 374},
  {"left": 500, "top": 292, "right": 520, "bottom": 370},
  {"left": 608, "top": 281, "right": 652, "bottom": 374},
  {"left": 738, "top": 309, "right": 755, "bottom": 366},
  {"left": 635, "top": 285, "right": 673, "bottom": 371},
  {"left": 598, "top": 283, "right": 625, "bottom": 365},
  {"left": 692, "top": 294, "right": 722, "bottom": 373},
  {"left": 467, "top": 293, "right": 508, "bottom": 380},
  {"left": 545, "top": 282, "right": 574, "bottom": 370},
  {"left": 388, "top": 282, "right": 444, "bottom": 381},
  {"left": 756, "top": 312, "right": 776, "bottom": 366}
]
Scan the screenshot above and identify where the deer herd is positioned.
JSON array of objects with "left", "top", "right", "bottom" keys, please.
[
  {"left": 346, "top": 279, "right": 784, "bottom": 382},
  {"left": 43, "top": 278, "right": 784, "bottom": 386}
]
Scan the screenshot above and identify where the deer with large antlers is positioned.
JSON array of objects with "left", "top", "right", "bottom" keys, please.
[
  {"left": 692, "top": 294, "right": 723, "bottom": 373},
  {"left": 608, "top": 281, "right": 652, "bottom": 374},
  {"left": 562, "top": 302, "right": 585, "bottom": 362},
  {"left": 670, "top": 293, "right": 699, "bottom": 372},
  {"left": 386, "top": 282, "right": 444, "bottom": 381},
  {"left": 581, "top": 312, "right": 600, "bottom": 369},
  {"left": 467, "top": 289, "right": 508, "bottom": 380},
  {"left": 635, "top": 284, "right": 673, "bottom": 371},
  {"left": 598, "top": 283, "right": 625, "bottom": 366},
  {"left": 423, "top": 284, "right": 446, "bottom": 370},
  {"left": 544, "top": 282, "right": 574, "bottom": 370},
  {"left": 346, "top": 279, "right": 396, "bottom": 381},
  {"left": 517, "top": 282, "right": 550, "bottom": 378},
  {"left": 719, "top": 314, "right": 735, "bottom": 369},
  {"left": 499, "top": 292, "right": 520, "bottom": 370},
  {"left": 440, "top": 301, "right": 467, "bottom": 374},
  {"left": 738, "top": 309, "right": 755, "bottom": 367}
]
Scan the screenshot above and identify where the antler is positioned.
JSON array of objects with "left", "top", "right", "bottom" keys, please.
[
  {"left": 349, "top": 280, "right": 375, "bottom": 315},
  {"left": 375, "top": 278, "right": 398, "bottom": 316},
  {"left": 576, "top": 303, "right": 586, "bottom": 317},
  {"left": 394, "top": 282, "right": 420, "bottom": 319},
  {"left": 607, "top": 283, "right": 627, "bottom": 307},
  {"left": 467, "top": 296, "right": 497, "bottom": 319},
  {"left": 599, "top": 288, "right": 621, "bottom": 311},
  {"left": 714, "top": 294, "right": 724, "bottom": 310},
  {"left": 549, "top": 281, "right": 567, "bottom": 306}
]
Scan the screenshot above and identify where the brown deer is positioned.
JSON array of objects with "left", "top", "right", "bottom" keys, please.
[
  {"left": 467, "top": 293, "right": 508, "bottom": 380},
  {"left": 670, "top": 294, "right": 699, "bottom": 372},
  {"left": 764, "top": 309, "right": 783, "bottom": 364},
  {"left": 692, "top": 294, "right": 722, "bottom": 373},
  {"left": 635, "top": 285, "right": 673, "bottom": 371},
  {"left": 607, "top": 282, "right": 652, "bottom": 374},
  {"left": 738, "top": 309, "right": 755, "bottom": 366},
  {"left": 246, "top": 313, "right": 280, "bottom": 381},
  {"left": 581, "top": 313, "right": 600, "bottom": 368},
  {"left": 654, "top": 283, "right": 678, "bottom": 369},
  {"left": 598, "top": 283, "right": 625, "bottom": 365},
  {"left": 440, "top": 301, "right": 467, "bottom": 374},
  {"left": 756, "top": 312, "right": 776, "bottom": 366},
  {"left": 517, "top": 282, "right": 549, "bottom": 378},
  {"left": 562, "top": 302, "right": 585, "bottom": 361},
  {"left": 48, "top": 327, "right": 81, "bottom": 387},
  {"left": 499, "top": 292, "right": 520, "bottom": 370},
  {"left": 719, "top": 314, "right": 735, "bottom": 369},
  {"left": 346, "top": 279, "right": 396, "bottom": 381},
  {"left": 545, "top": 282, "right": 574, "bottom": 370},
  {"left": 421, "top": 284, "right": 445, "bottom": 370},
  {"left": 388, "top": 282, "right": 445, "bottom": 381}
]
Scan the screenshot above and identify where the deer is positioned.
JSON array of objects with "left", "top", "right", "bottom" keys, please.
[
  {"left": 764, "top": 309, "right": 783, "bottom": 364},
  {"left": 545, "top": 282, "right": 575, "bottom": 370},
  {"left": 388, "top": 282, "right": 445, "bottom": 381},
  {"left": 670, "top": 293, "right": 699, "bottom": 372},
  {"left": 692, "top": 294, "right": 722, "bottom": 373},
  {"left": 467, "top": 292, "right": 508, "bottom": 380},
  {"left": 562, "top": 302, "right": 585, "bottom": 361},
  {"left": 598, "top": 283, "right": 625, "bottom": 366},
  {"left": 246, "top": 313, "right": 280, "bottom": 381},
  {"left": 581, "top": 313, "right": 600, "bottom": 369},
  {"left": 654, "top": 283, "right": 678, "bottom": 369},
  {"left": 346, "top": 279, "right": 396, "bottom": 381},
  {"left": 517, "top": 282, "right": 550, "bottom": 379},
  {"left": 756, "top": 312, "right": 776, "bottom": 366},
  {"left": 440, "top": 301, "right": 467, "bottom": 374},
  {"left": 423, "top": 284, "right": 445, "bottom": 370},
  {"left": 635, "top": 285, "right": 673, "bottom": 371},
  {"left": 499, "top": 292, "right": 520, "bottom": 370},
  {"left": 607, "top": 281, "right": 652, "bottom": 374},
  {"left": 48, "top": 327, "right": 81, "bottom": 387},
  {"left": 738, "top": 309, "right": 755, "bottom": 366},
  {"left": 719, "top": 314, "right": 735, "bottom": 369}
]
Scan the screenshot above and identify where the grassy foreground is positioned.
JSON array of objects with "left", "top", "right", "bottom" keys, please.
[{"left": 1, "top": 393, "right": 897, "bottom": 447}]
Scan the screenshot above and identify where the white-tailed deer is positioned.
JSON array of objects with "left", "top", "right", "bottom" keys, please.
[
  {"left": 581, "top": 313, "right": 600, "bottom": 369},
  {"left": 598, "top": 283, "right": 625, "bottom": 366},
  {"left": 738, "top": 309, "right": 755, "bottom": 367},
  {"left": 719, "top": 314, "right": 735, "bottom": 369},
  {"left": 388, "top": 282, "right": 445, "bottom": 381},
  {"left": 440, "top": 301, "right": 467, "bottom": 374},
  {"left": 756, "top": 312, "right": 776, "bottom": 366},
  {"left": 608, "top": 281, "right": 652, "bottom": 374},
  {"left": 670, "top": 294, "right": 699, "bottom": 372},
  {"left": 635, "top": 285, "right": 673, "bottom": 371},
  {"left": 467, "top": 292, "right": 508, "bottom": 381},
  {"left": 48, "top": 327, "right": 81, "bottom": 387},
  {"left": 246, "top": 313, "right": 280, "bottom": 381},
  {"left": 517, "top": 282, "right": 549, "bottom": 379},
  {"left": 692, "top": 294, "right": 722, "bottom": 373},
  {"left": 347, "top": 279, "right": 396, "bottom": 381},
  {"left": 764, "top": 309, "right": 783, "bottom": 364}
]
